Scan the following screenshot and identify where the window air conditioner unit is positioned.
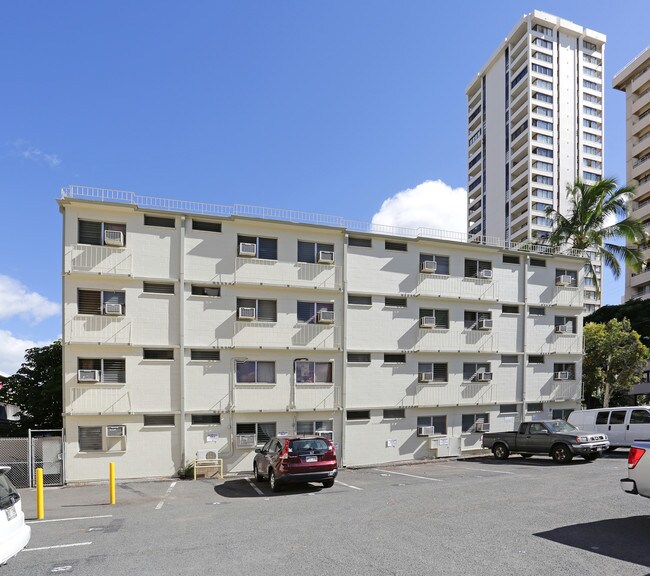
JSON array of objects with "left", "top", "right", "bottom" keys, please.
[
  {"left": 420, "top": 260, "right": 437, "bottom": 273},
  {"left": 104, "top": 230, "right": 124, "bottom": 247},
  {"left": 78, "top": 369, "right": 101, "bottom": 382},
  {"left": 236, "top": 434, "right": 257, "bottom": 448},
  {"left": 476, "top": 372, "right": 493, "bottom": 382},
  {"left": 555, "top": 324, "right": 569, "bottom": 333},
  {"left": 106, "top": 425, "right": 126, "bottom": 438},
  {"left": 556, "top": 275, "right": 573, "bottom": 286},
  {"left": 554, "top": 371, "right": 570, "bottom": 380},
  {"left": 317, "top": 251, "right": 335, "bottom": 264},
  {"left": 317, "top": 310, "right": 335, "bottom": 324},
  {"left": 420, "top": 316, "right": 436, "bottom": 328},
  {"left": 104, "top": 303, "right": 123, "bottom": 315},
  {"left": 417, "top": 426, "right": 435, "bottom": 437},
  {"left": 239, "top": 242, "right": 257, "bottom": 257},
  {"left": 196, "top": 449, "right": 219, "bottom": 460},
  {"left": 479, "top": 269, "right": 493, "bottom": 279},
  {"left": 238, "top": 307, "right": 257, "bottom": 320},
  {"left": 419, "top": 372, "right": 434, "bottom": 383},
  {"left": 478, "top": 319, "right": 493, "bottom": 330},
  {"left": 475, "top": 422, "right": 489, "bottom": 432},
  {"left": 315, "top": 430, "right": 334, "bottom": 441}
]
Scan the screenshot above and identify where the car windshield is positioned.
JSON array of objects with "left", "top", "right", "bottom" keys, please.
[
  {"left": 0, "top": 471, "right": 20, "bottom": 509},
  {"left": 545, "top": 420, "right": 577, "bottom": 433},
  {"left": 289, "top": 439, "right": 330, "bottom": 453}
]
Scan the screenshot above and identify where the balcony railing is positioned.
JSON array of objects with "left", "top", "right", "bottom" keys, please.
[
  {"left": 68, "top": 387, "right": 131, "bottom": 414},
  {"left": 416, "top": 328, "right": 500, "bottom": 353},
  {"left": 417, "top": 275, "right": 499, "bottom": 301},
  {"left": 234, "top": 258, "right": 342, "bottom": 290},
  {"left": 551, "top": 286, "right": 584, "bottom": 307},
  {"left": 232, "top": 322, "right": 342, "bottom": 349},
  {"left": 65, "top": 244, "right": 132, "bottom": 276},
  {"left": 530, "top": 381, "right": 581, "bottom": 402},
  {"left": 66, "top": 315, "right": 132, "bottom": 345},
  {"left": 538, "top": 333, "right": 583, "bottom": 355},
  {"left": 415, "top": 382, "right": 496, "bottom": 406},
  {"left": 294, "top": 385, "right": 341, "bottom": 411}
]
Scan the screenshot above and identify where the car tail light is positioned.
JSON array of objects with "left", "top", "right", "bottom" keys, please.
[{"left": 628, "top": 446, "right": 646, "bottom": 469}]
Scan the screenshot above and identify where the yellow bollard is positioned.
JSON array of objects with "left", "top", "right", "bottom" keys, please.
[
  {"left": 109, "top": 462, "right": 115, "bottom": 505},
  {"left": 36, "top": 468, "right": 44, "bottom": 520}
]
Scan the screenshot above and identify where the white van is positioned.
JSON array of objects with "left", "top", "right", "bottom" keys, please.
[{"left": 568, "top": 406, "right": 650, "bottom": 448}]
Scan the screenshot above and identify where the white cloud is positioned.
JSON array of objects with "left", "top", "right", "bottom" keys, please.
[
  {"left": 13, "top": 139, "right": 61, "bottom": 167},
  {"left": 371, "top": 180, "right": 467, "bottom": 234},
  {"left": 0, "top": 275, "right": 60, "bottom": 323},
  {"left": 0, "top": 329, "right": 54, "bottom": 375}
]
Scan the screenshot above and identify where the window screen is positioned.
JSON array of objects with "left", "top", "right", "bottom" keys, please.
[
  {"left": 385, "top": 241, "right": 407, "bottom": 252},
  {"left": 502, "top": 305, "right": 519, "bottom": 314},
  {"left": 191, "top": 414, "right": 221, "bottom": 425},
  {"left": 78, "top": 290, "right": 102, "bottom": 315},
  {"left": 190, "top": 350, "right": 220, "bottom": 361},
  {"left": 527, "top": 403, "right": 543, "bottom": 413},
  {"left": 78, "top": 427, "right": 102, "bottom": 451},
  {"left": 143, "top": 415, "right": 175, "bottom": 426},
  {"left": 501, "top": 355, "right": 519, "bottom": 364},
  {"left": 258, "top": 237, "right": 278, "bottom": 260},
  {"left": 103, "top": 359, "right": 126, "bottom": 383},
  {"left": 143, "top": 349, "right": 174, "bottom": 360},
  {"left": 143, "top": 282, "right": 175, "bottom": 294},
  {"left": 500, "top": 404, "right": 517, "bottom": 414},
  {"left": 348, "top": 237, "right": 372, "bottom": 247},
  {"left": 383, "top": 409, "right": 405, "bottom": 419},
  {"left": 530, "top": 258, "right": 546, "bottom": 267},
  {"left": 192, "top": 220, "right": 222, "bottom": 232},
  {"left": 503, "top": 255, "right": 520, "bottom": 264},
  {"left": 385, "top": 297, "right": 407, "bottom": 308},
  {"left": 348, "top": 295, "right": 372, "bottom": 305},
  {"left": 256, "top": 423, "right": 277, "bottom": 443},
  {"left": 347, "top": 353, "right": 371, "bottom": 363},
  {"left": 144, "top": 215, "right": 175, "bottom": 228},
  {"left": 191, "top": 285, "right": 221, "bottom": 296},
  {"left": 347, "top": 410, "right": 370, "bottom": 420},
  {"left": 78, "top": 220, "right": 102, "bottom": 245},
  {"left": 384, "top": 354, "right": 406, "bottom": 363}
]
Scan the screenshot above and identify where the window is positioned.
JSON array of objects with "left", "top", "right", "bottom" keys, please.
[
  {"left": 583, "top": 119, "right": 601, "bottom": 130},
  {"left": 533, "top": 92, "right": 553, "bottom": 103},
  {"left": 583, "top": 40, "right": 597, "bottom": 51},
  {"left": 583, "top": 93, "right": 601, "bottom": 104},
  {"left": 583, "top": 106, "right": 601, "bottom": 118},
  {"left": 533, "top": 23, "right": 552, "bottom": 36},
  {"left": 584, "top": 145, "right": 601, "bottom": 156},
  {"left": 385, "top": 297, "right": 407, "bottom": 308},
  {"left": 583, "top": 79, "right": 600, "bottom": 90},
  {"left": 531, "top": 63, "right": 552, "bottom": 76},
  {"left": 555, "top": 316, "right": 577, "bottom": 334},
  {"left": 295, "top": 361, "right": 333, "bottom": 383},
  {"left": 529, "top": 307, "right": 545, "bottom": 317},
  {"left": 237, "top": 298, "right": 277, "bottom": 322},
  {"left": 464, "top": 311, "right": 491, "bottom": 330},
  {"left": 595, "top": 411, "right": 609, "bottom": 425},
  {"left": 348, "top": 236, "right": 372, "bottom": 248},
  {"left": 528, "top": 355, "right": 545, "bottom": 364},
  {"left": 583, "top": 171, "right": 599, "bottom": 182},
  {"left": 385, "top": 240, "right": 407, "bottom": 252},
  {"left": 192, "top": 220, "right": 222, "bottom": 233},
  {"left": 418, "top": 362, "right": 448, "bottom": 382},
  {"left": 462, "top": 413, "right": 489, "bottom": 433},
  {"left": 503, "top": 255, "right": 520, "bottom": 264},
  {"left": 420, "top": 254, "right": 450, "bottom": 275},
  {"left": 143, "top": 282, "right": 174, "bottom": 295},
  {"left": 533, "top": 175, "right": 553, "bottom": 185},
  {"left": 78, "top": 289, "right": 126, "bottom": 315},
  {"left": 501, "top": 305, "right": 519, "bottom": 317},
  {"left": 144, "top": 215, "right": 175, "bottom": 228},
  {"left": 462, "top": 363, "right": 490, "bottom": 381},
  {"left": 236, "top": 361, "right": 276, "bottom": 384},
  {"left": 583, "top": 132, "right": 601, "bottom": 143},
  {"left": 383, "top": 409, "right": 405, "bottom": 419},
  {"left": 501, "top": 355, "right": 519, "bottom": 364},
  {"left": 554, "top": 363, "right": 576, "bottom": 379},
  {"left": 500, "top": 404, "right": 517, "bottom": 414},
  {"left": 583, "top": 67, "right": 601, "bottom": 78},
  {"left": 533, "top": 188, "right": 553, "bottom": 199},
  {"left": 631, "top": 410, "right": 650, "bottom": 424},
  {"left": 556, "top": 269, "right": 578, "bottom": 286},
  {"left": 384, "top": 353, "right": 406, "bottom": 364},
  {"left": 297, "top": 420, "right": 333, "bottom": 435},
  {"left": 347, "top": 410, "right": 371, "bottom": 421},
  {"left": 348, "top": 294, "right": 372, "bottom": 306},
  {"left": 78, "top": 427, "right": 102, "bottom": 451},
  {"left": 552, "top": 409, "right": 574, "bottom": 420},
  {"left": 144, "top": 415, "right": 175, "bottom": 426},
  {"left": 297, "top": 301, "right": 334, "bottom": 323},
  {"left": 190, "top": 349, "right": 220, "bottom": 361},
  {"left": 530, "top": 258, "right": 546, "bottom": 267},
  {"left": 533, "top": 106, "right": 553, "bottom": 118},
  {"left": 78, "top": 358, "right": 126, "bottom": 383},
  {"left": 533, "top": 147, "right": 553, "bottom": 158},
  {"left": 143, "top": 349, "right": 174, "bottom": 360},
  {"left": 534, "top": 161, "right": 553, "bottom": 172},
  {"left": 464, "top": 259, "right": 492, "bottom": 278},
  {"left": 191, "top": 285, "right": 221, "bottom": 297},
  {"left": 534, "top": 78, "right": 553, "bottom": 90},
  {"left": 532, "top": 216, "right": 553, "bottom": 227},
  {"left": 532, "top": 202, "right": 550, "bottom": 212},
  {"left": 419, "top": 308, "right": 449, "bottom": 329},
  {"left": 347, "top": 353, "right": 370, "bottom": 363},
  {"left": 417, "top": 415, "right": 447, "bottom": 435},
  {"left": 237, "top": 422, "right": 276, "bottom": 444},
  {"left": 533, "top": 37, "right": 553, "bottom": 49},
  {"left": 191, "top": 414, "right": 221, "bottom": 425},
  {"left": 526, "top": 403, "right": 543, "bottom": 413},
  {"left": 532, "top": 119, "right": 553, "bottom": 131},
  {"left": 237, "top": 235, "right": 277, "bottom": 260},
  {"left": 535, "top": 134, "right": 553, "bottom": 145},
  {"left": 78, "top": 220, "right": 127, "bottom": 246},
  {"left": 533, "top": 51, "right": 552, "bottom": 63},
  {"left": 297, "top": 241, "right": 335, "bottom": 264},
  {"left": 510, "top": 67, "right": 528, "bottom": 89}
]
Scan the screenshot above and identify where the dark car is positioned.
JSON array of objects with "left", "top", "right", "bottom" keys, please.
[{"left": 253, "top": 436, "right": 338, "bottom": 492}]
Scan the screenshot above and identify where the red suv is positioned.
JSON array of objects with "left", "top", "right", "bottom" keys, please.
[{"left": 253, "top": 436, "right": 338, "bottom": 492}]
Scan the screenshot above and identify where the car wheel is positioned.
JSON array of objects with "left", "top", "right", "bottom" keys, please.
[
  {"left": 269, "top": 469, "right": 281, "bottom": 492},
  {"left": 253, "top": 462, "right": 264, "bottom": 482},
  {"left": 493, "top": 443, "right": 510, "bottom": 460},
  {"left": 551, "top": 444, "right": 574, "bottom": 463},
  {"left": 582, "top": 453, "right": 599, "bottom": 462},
  {"left": 520, "top": 454, "right": 533, "bottom": 459},
  {"left": 322, "top": 479, "right": 335, "bottom": 488}
]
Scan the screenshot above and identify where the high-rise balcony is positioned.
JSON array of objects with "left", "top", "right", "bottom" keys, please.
[
  {"left": 67, "top": 387, "right": 131, "bottom": 414},
  {"left": 631, "top": 67, "right": 650, "bottom": 95},
  {"left": 65, "top": 244, "right": 133, "bottom": 276},
  {"left": 417, "top": 274, "right": 499, "bottom": 302},
  {"left": 234, "top": 258, "right": 342, "bottom": 291},
  {"left": 232, "top": 322, "right": 342, "bottom": 350},
  {"left": 66, "top": 316, "right": 132, "bottom": 345},
  {"left": 550, "top": 286, "right": 584, "bottom": 308},
  {"left": 415, "top": 382, "right": 497, "bottom": 407},
  {"left": 415, "top": 328, "right": 501, "bottom": 353}
]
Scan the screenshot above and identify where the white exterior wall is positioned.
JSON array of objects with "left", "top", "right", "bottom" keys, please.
[{"left": 61, "top": 195, "right": 586, "bottom": 481}]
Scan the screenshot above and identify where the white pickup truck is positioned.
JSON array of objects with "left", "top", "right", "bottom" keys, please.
[{"left": 620, "top": 440, "right": 650, "bottom": 499}]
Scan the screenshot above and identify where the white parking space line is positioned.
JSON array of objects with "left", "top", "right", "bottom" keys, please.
[
  {"left": 452, "top": 465, "right": 517, "bottom": 475},
  {"left": 373, "top": 469, "right": 443, "bottom": 482},
  {"left": 27, "top": 514, "right": 113, "bottom": 524},
  {"left": 245, "top": 478, "right": 265, "bottom": 495},
  {"left": 155, "top": 481, "right": 177, "bottom": 510},
  {"left": 25, "top": 542, "right": 92, "bottom": 552},
  {"left": 335, "top": 480, "right": 363, "bottom": 491}
]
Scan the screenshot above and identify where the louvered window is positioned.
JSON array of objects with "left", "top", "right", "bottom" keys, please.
[
  {"left": 144, "top": 215, "right": 175, "bottom": 228},
  {"left": 191, "top": 414, "right": 221, "bottom": 425},
  {"left": 78, "top": 290, "right": 102, "bottom": 315},
  {"left": 297, "top": 241, "right": 334, "bottom": 264},
  {"left": 385, "top": 241, "right": 407, "bottom": 252},
  {"left": 236, "top": 423, "right": 276, "bottom": 443},
  {"left": 143, "top": 282, "right": 174, "bottom": 294},
  {"left": 419, "top": 308, "right": 449, "bottom": 328},
  {"left": 503, "top": 255, "right": 520, "bottom": 264},
  {"left": 347, "top": 410, "right": 370, "bottom": 421},
  {"left": 78, "top": 427, "right": 102, "bottom": 451},
  {"left": 237, "top": 298, "right": 277, "bottom": 322},
  {"left": 385, "top": 297, "right": 407, "bottom": 308},
  {"left": 347, "top": 353, "right": 371, "bottom": 363},
  {"left": 143, "top": 349, "right": 174, "bottom": 360},
  {"left": 78, "top": 220, "right": 126, "bottom": 246},
  {"left": 383, "top": 409, "right": 405, "bottom": 419},
  {"left": 192, "top": 220, "right": 222, "bottom": 232},
  {"left": 348, "top": 237, "right": 371, "bottom": 247},
  {"left": 384, "top": 354, "right": 406, "bottom": 364},
  {"left": 143, "top": 415, "right": 175, "bottom": 426},
  {"left": 190, "top": 350, "right": 221, "bottom": 361},
  {"left": 348, "top": 295, "right": 372, "bottom": 305},
  {"left": 102, "top": 359, "right": 126, "bottom": 383},
  {"left": 501, "top": 355, "right": 519, "bottom": 364},
  {"left": 418, "top": 362, "right": 448, "bottom": 382}
]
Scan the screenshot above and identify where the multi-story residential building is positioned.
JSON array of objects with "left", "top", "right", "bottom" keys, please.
[
  {"left": 60, "top": 186, "right": 586, "bottom": 481},
  {"left": 613, "top": 47, "right": 650, "bottom": 301},
  {"left": 466, "top": 10, "right": 605, "bottom": 313}
]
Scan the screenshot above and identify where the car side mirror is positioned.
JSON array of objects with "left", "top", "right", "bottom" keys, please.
[
  {"left": 540, "top": 429, "right": 549, "bottom": 434},
  {"left": 254, "top": 447, "right": 262, "bottom": 453}
]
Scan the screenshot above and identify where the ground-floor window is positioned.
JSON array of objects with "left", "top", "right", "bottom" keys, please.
[
  {"left": 552, "top": 409, "right": 573, "bottom": 420},
  {"left": 297, "top": 420, "right": 333, "bottom": 435},
  {"left": 236, "top": 422, "right": 276, "bottom": 444},
  {"left": 78, "top": 426, "right": 102, "bottom": 451},
  {"left": 462, "top": 413, "right": 489, "bottom": 433},
  {"left": 417, "top": 415, "right": 447, "bottom": 435}
]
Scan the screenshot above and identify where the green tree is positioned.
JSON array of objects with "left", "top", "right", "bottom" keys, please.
[
  {"left": 545, "top": 178, "right": 646, "bottom": 297},
  {"left": 586, "top": 298, "right": 650, "bottom": 345},
  {"left": 583, "top": 320, "right": 649, "bottom": 408},
  {"left": 0, "top": 340, "right": 62, "bottom": 435}
]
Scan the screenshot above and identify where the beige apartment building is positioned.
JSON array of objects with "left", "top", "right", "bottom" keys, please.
[
  {"left": 467, "top": 10, "right": 605, "bottom": 313},
  {"left": 613, "top": 47, "right": 650, "bottom": 301},
  {"left": 60, "top": 186, "right": 586, "bottom": 482}
]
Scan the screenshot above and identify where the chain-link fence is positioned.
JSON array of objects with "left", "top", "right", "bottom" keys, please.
[
  {"left": 0, "top": 437, "right": 30, "bottom": 487},
  {"left": 0, "top": 432, "right": 64, "bottom": 488}
]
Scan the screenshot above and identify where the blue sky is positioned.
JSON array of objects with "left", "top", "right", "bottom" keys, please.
[{"left": 1, "top": 1, "right": 648, "bottom": 373}]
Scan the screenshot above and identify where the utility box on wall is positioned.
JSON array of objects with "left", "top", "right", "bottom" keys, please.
[{"left": 429, "top": 436, "right": 461, "bottom": 458}]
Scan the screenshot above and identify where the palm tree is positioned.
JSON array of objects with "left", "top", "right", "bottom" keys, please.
[{"left": 545, "top": 178, "right": 647, "bottom": 297}]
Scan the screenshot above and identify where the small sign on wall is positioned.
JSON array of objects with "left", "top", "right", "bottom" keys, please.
[
  {"left": 386, "top": 439, "right": 397, "bottom": 448},
  {"left": 206, "top": 434, "right": 219, "bottom": 442}
]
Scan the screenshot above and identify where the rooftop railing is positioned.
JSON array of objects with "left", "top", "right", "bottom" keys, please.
[{"left": 61, "top": 185, "right": 586, "bottom": 259}]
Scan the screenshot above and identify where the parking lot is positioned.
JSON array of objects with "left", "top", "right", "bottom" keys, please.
[{"left": 11, "top": 452, "right": 650, "bottom": 576}]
